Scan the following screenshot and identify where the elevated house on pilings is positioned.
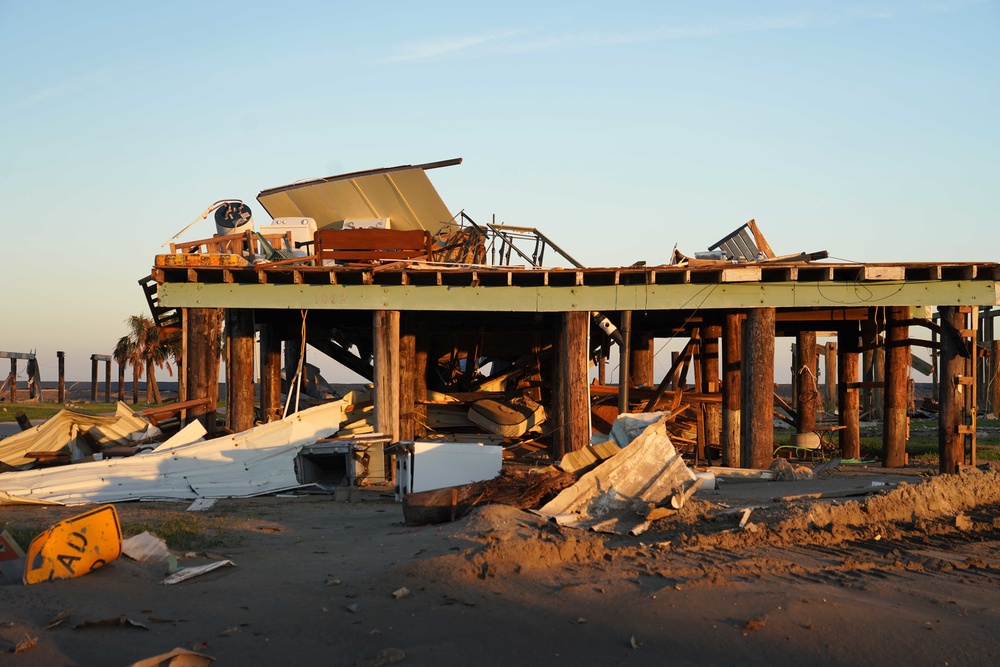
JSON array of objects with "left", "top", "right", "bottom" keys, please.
[{"left": 147, "top": 159, "right": 1000, "bottom": 476}]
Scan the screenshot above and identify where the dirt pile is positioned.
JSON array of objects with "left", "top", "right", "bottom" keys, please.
[
  {"left": 687, "top": 469, "right": 1000, "bottom": 551},
  {"left": 401, "top": 504, "right": 608, "bottom": 583}
]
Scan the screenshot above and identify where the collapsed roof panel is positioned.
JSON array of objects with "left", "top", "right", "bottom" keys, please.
[{"left": 256, "top": 159, "right": 461, "bottom": 235}]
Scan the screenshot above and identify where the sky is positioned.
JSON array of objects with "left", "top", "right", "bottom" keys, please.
[{"left": 0, "top": 0, "right": 997, "bottom": 384}]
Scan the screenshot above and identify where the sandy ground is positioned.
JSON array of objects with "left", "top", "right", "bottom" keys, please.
[{"left": 2, "top": 463, "right": 1000, "bottom": 666}]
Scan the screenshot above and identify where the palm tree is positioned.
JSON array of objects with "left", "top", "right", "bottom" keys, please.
[
  {"left": 112, "top": 334, "right": 139, "bottom": 403},
  {"left": 118, "top": 314, "right": 173, "bottom": 405}
]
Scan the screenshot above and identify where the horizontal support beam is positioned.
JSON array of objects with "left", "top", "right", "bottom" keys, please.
[
  {"left": 0, "top": 351, "right": 35, "bottom": 360},
  {"left": 160, "top": 280, "right": 1000, "bottom": 313}
]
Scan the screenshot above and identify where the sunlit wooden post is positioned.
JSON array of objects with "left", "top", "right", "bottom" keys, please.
[
  {"left": 722, "top": 312, "right": 742, "bottom": 467},
  {"left": 741, "top": 308, "right": 775, "bottom": 469}
]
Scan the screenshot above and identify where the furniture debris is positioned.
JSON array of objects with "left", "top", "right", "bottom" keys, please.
[{"left": 467, "top": 396, "right": 546, "bottom": 437}]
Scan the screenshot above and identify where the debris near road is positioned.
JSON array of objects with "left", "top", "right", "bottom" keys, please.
[
  {"left": 0, "top": 402, "right": 161, "bottom": 469},
  {"left": 402, "top": 467, "right": 575, "bottom": 525},
  {"left": 0, "top": 399, "right": 346, "bottom": 506},
  {"left": 401, "top": 412, "right": 703, "bottom": 532},
  {"left": 538, "top": 413, "right": 696, "bottom": 534}
]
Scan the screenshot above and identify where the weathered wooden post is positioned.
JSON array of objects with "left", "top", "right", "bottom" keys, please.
[
  {"left": 938, "top": 306, "right": 966, "bottom": 474},
  {"left": 702, "top": 323, "right": 722, "bottom": 452},
  {"left": 225, "top": 308, "right": 256, "bottom": 433},
  {"left": 838, "top": 325, "right": 861, "bottom": 460},
  {"left": 57, "top": 351, "right": 65, "bottom": 404},
  {"left": 187, "top": 308, "right": 221, "bottom": 434},
  {"left": 630, "top": 328, "right": 655, "bottom": 389},
  {"left": 553, "top": 311, "right": 590, "bottom": 460},
  {"left": 670, "top": 351, "right": 679, "bottom": 390},
  {"left": 399, "top": 312, "right": 417, "bottom": 442},
  {"left": 104, "top": 357, "right": 112, "bottom": 403},
  {"left": 741, "top": 308, "right": 775, "bottom": 469},
  {"left": 90, "top": 356, "right": 98, "bottom": 403},
  {"left": 874, "top": 347, "right": 885, "bottom": 420},
  {"left": 882, "top": 306, "right": 910, "bottom": 467},
  {"left": 825, "top": 341, "right": 837, "bottom": 410},
  {"left": 374, "top": 311, "right": 401, "bottom": 442},
  {"left": 414, "top": 317, "right": 430, "bottom": 438},
  {"left": 258, "top": 323, "right": 283, "bottom": 423},
  {"left": 991, "top": 339, "right": 1000, "bottom": 418},
  {"left": 795, "top": 331, "right": 818, "bottom": 434},
  {"left": 618, "top": 310, "right": 631, "bottom": 413},
  {"left": 117, "top": 360, "right": 126, "bottom": 402},
  {"left": 722, "top": 312, "right": 742, "bottom": 467},
  {"left": 861, "top": 317, "right": 878, "bottom": 418}
]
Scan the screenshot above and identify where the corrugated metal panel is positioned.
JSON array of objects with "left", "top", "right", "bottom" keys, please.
[
  {"left": 0, "top": 403, "right": 152, "bottom": 468},
  {"left": 0, "top": 400, "right": 345, "bottom": 505},
  {"left": 257, "top": 162, "right": 458, "bottom": 235}
]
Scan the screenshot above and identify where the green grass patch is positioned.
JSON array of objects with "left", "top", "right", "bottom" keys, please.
[
  {"left": 0, "top": 524, "right": 45, "bottom": 549},
  {"left": 0, "top": 402, "right": 170, "bottom": 423},
  {"left": 120, "top": 514, "right": 227, "bottom": 551}
]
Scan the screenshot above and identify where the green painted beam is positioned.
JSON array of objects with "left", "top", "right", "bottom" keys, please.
[{"left": 159, "top": 280, "right": 1000, "bottom": 313}]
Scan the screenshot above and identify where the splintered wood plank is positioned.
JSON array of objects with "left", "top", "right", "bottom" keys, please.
[
  {"left": 863, "top": 266, "right": 905, "bottom": 281},
  {"left": 721, "top": 266, "right": 762, "bottom": 283}
]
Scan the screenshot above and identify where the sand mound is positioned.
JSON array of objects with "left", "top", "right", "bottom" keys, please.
[
  {"left": 691, "top": 469, "right": 1000, "bottom": 550},
  {"left": 403, "top": 503, "right": 608, "bottom": 582}
]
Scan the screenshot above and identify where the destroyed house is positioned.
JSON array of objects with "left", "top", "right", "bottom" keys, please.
[{"left": 144, "top": 157, "right": 999, "bottom": 481}]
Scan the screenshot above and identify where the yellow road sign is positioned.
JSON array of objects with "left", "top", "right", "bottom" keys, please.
[{"left": 23, "top": 505, "right": 122, "bottom": 584}]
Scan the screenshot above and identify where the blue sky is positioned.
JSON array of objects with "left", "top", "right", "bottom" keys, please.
[{"left": 0, "top": 1, "right": 997, "bottom": 383}]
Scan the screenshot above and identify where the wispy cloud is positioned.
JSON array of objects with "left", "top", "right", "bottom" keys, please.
[
  {"left": 5, "top": 67, "right": 116, "bottom": 112},
  {"left": 379, "top": 3, "right": 987, "bottom": 64},
  {"left": 380, "top": 29, "right": 526, "bottom": 63}
]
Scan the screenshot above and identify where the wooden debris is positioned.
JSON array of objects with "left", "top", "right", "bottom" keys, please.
[{"left": 402, "top": 468, "right": 576, "bottom": 525}]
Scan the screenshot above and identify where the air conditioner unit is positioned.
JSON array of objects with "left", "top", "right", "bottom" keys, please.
[{"left": 343, "top": 217, "right": 390, "bottom": 230}]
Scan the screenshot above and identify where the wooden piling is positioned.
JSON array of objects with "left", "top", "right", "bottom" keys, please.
[
  {"left": 187, "top": 308, "right": 221, "bottom": 434},
  {"left": 741, "top": 308, "right": 775, "bottom": 469},
  {"left": 117, "top": 360, "right": 126, "bottom": 402},
  {"left": 90, "top": 357, "right": 98, "bottom": 403},
  {"left": 630, "top": 329, "right": 655, "bottom": 388},
  {"left": 837, "top": 326, "right": 861, "bottom": 460},
  {"left": 618, "top": 310, "right": 631, "bottom": 413},
  {"left": 795, "top": 331, "right": 817, "bottom": 434},
  {"left": 991, "top": 339, "right": 1000, "bottom": 418},
  {"left": 374, "top": 310, "right": 401, "bottom": 441},
  {"left": 554, "top": 311, "right": 590, "bottom": 460},
  {"left": 722, "top": 312, "right": 742, "bottom": 467},
  {"left": 670, "top": 351, "right": 679, "bottom": 390},
  {"left": 702, "top": 323, "right": 722, "bottom": 450},
  {"left": 104, "top": 358, "right": 112, "bottom": 403},
  {"left": 415, "top": 317, "right": 429, "bottom": 438},
  {"left": 399, "top": 312, "right": 417, "bottom": 442},
  {"left": 225, "top": 308, "right": 256, "bottom": 433},
  {"left": 882, "top": 306, "right": 910, "bottom": 468},
  {"left": 874, "top": 347, "right": 885, "bottom": 420},
  {"left": 825, "top": 341, "right": 837, "bottom": 410},
  {"left": 939, "top": 306, "right": 966, "bottom": 474},
  {"left": 259, "top": 324, "right": 282, "bottom": 423},
  {"left": 57, "top": 351, "right": 65, "bottom": 404}
]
